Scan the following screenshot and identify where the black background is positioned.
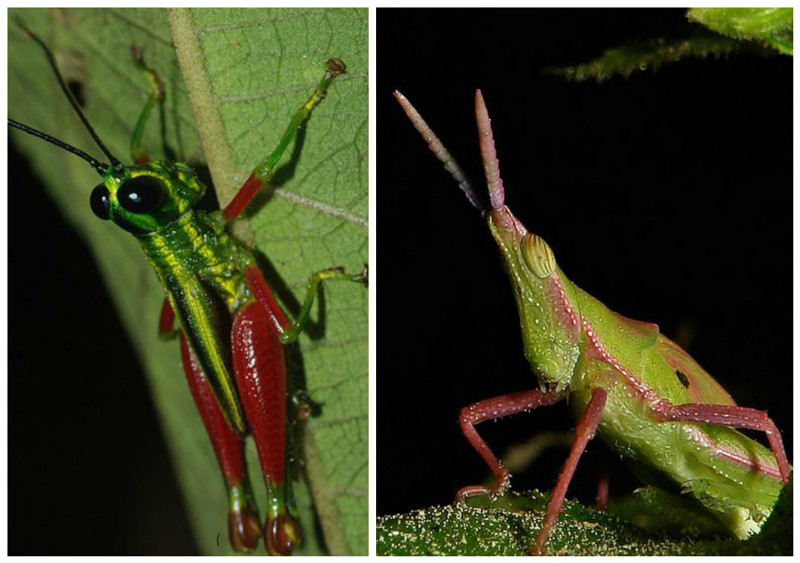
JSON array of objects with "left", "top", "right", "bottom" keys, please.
[
  {"left": 9, "top": 143, "right": 198, "bottom": 554},
  {"left": 378, "top": 9, "right": 791, "bottom": 517}
]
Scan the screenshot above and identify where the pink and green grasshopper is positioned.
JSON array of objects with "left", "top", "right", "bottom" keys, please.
[
  {"left": 10, "top": 25, "right": 365, "bottom": 555},
  {"left": 394, "top": 89, "right": 790, "bottom": 551}
]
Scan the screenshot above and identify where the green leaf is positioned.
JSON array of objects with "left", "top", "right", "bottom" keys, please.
[
  {"left": 688, "top": 8, "right": 793, "bottom": 55},
  {"left": 377, "top": 482, "right": 792, "bottom": 556},
  {"left": 9, "top": 7, "right": 367, "bottom": 555},
  {"left": 550, "top": 8, "right": 791, "bottom": 82},
  {"left": 550, "top": 31, "right": 745, "bottom": 83}
]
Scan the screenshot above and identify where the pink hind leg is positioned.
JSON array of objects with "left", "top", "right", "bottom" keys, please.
[{"left": 651, "top": 401, "right": 790, "bottom": 483}]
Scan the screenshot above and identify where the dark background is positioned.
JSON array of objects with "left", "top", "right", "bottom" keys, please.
[
  {"left": 378, "top": 9, "right": 792, "bottom": 517},
  {"left": 9, "top": 143, "right": 198, "bottom": 554}
]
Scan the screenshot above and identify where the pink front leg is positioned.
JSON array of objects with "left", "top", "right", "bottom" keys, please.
[
  {"left": 532, "top": 388, "right": 608, "bottom": 553},
  {"left": 457, "top": 386, "right": 608, "bottom": 553},
  {"left": 457, "top": 389, "right": 566, "bottom": 499}
]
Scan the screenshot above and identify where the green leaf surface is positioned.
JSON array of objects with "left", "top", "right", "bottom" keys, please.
[
  {"left": 688, "top": 8, "right": 793, "bottom": 55},
  {"left": 377, "top": 481, "right": 792, "bottom": 556},
  {"left": 9, "top": 7, "right": 367, "bottom": 555},
  {"left": 550, "top": 31, "right": 745, "bottom": 83},
  {"left": 551, "top": 8, "right": 791, "bottom": 82}
]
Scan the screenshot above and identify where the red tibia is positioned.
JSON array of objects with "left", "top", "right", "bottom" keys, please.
[
  {"left": 223, "top": 172, "right": 264, "bottom": 221},
  {"left": 651, "top": 402, "right": 790, "bottom": 484},
  {"left": 179, "top": 333, "right": 260, "bottom": 552},
  {"left": 457, "top": 389, "right": 565, "bottom": 499},
  {"left": 158, "top": 297, "right": 176, "bottom": 339},
  {"left": 244, "top": 265, "right": 290, "bottom": 335},
  {"left": 232, "top": 301, "right": 300, "bottom": 555},
  {"left": 533, "top": 388, "right": 608, "bottom": 554}
]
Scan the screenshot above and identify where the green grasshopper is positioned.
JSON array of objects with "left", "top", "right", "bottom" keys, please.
[
  {"left": 395, "top": 89, "right": 790, "bottom": 552},
  {"left": 10, "top": 24, "right": 366, "bottom": 555}
]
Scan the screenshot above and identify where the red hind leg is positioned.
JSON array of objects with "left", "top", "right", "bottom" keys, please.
[
  {"left": 180, "top": 333, "right": 261, "bottom": 553},
  {"left": 232, "top": 301, "right": 300, "bottom": 556},
  {"left": 157, "top": 296, "right": 177, "bottom": 340}
]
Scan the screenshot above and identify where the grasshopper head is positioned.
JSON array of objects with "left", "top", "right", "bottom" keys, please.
[
  {"left": 8, "top": 118, "right": 207, "bottom": 235},
  {"left": 488, "top": 204, "right": 580, "bottom": 391},
  {"left": 476, "top": 90, "right": 580, "bottom": 391},
  {"left": 8, "top": 24, "right": 207, "bottom": 237},
  {"left": 92, "top": 160, "right": 206, "bottom": 234}
]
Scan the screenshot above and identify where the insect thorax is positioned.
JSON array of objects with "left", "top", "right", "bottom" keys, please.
[{"left": 137, "top": 209, "right": 255, "bottom": 312}]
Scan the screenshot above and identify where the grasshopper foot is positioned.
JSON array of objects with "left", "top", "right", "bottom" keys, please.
[
  {"left": 229, "top": 502, "right": 261, "bottom": 553},
  {"left": 265, "top": 512, "right": 302, "bottom": 556},
  {"left": 455, "top": 469, "right": 511, "bottom": 502},
  {"left": 324, "top": 264, "right": 368, "bottom": 287}
]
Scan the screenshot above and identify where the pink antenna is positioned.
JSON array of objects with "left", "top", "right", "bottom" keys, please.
[
  {"left": 475, "top": 90, "right": 504, "bottom": 210},
  {"left": 394, "top": 90, "right": 483, "bottom": 210}
]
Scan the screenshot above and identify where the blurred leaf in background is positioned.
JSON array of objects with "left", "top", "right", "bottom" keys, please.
[{"left": 552, "top": 7, "right": 792, "bottom": 81}]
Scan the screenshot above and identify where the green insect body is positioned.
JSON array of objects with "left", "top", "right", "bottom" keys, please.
[
  {"left": 106, "top": 160, "right": 257, "bottom": 433},
  {"left": 11, "top": 21, "right": 366, "bottom": 555},
  {"left": 515, "top": 241, "right": 783, "bottom": 538},
  {"left": 395, "top": 89, "right": 789, "bottom": 550}
]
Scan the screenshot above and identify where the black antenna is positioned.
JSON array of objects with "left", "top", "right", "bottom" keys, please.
[
  {"left": 14, "top": 20, "right": 122, "bottom": 169},
  {"left": 9, "top": 119, "right": 108, "bottom": 175}
]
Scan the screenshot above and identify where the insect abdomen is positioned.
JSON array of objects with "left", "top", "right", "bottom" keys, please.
[{"left": 138, "top": 211, "right": 252, "bottom": 434}]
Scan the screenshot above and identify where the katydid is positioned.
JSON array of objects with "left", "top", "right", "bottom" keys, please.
[
  {"left": 10, "top": 24, "right": 366, "bottom": 555},
  {"left": 394, "top": 89, "right": 790, "bottom": 551}
]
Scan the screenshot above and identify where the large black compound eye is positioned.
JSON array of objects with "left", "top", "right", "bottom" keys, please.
[
  {"left": 89, "top": 184, "right": 111, "bottom": 220},
  {"left": 117, "top": 175, "right": 167, "bottom": 215}
]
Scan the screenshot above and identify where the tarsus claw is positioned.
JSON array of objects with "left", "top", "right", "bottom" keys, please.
[
  {"left": 265, "top": 513, "right": 302, "bottom": 556},
  {"left": 229, "top": 503, "right": 261, "bottom": 553}
]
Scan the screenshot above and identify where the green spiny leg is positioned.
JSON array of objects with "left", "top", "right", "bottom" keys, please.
[
  {"left": 222, "top": 58, "right": 347, "bottom": 221},
  {"left": 130, "top": 46, "right": 164, "bottom": 165},
  {"left": 224, "top": 57, "right": 366, "bottom": 341},
  {"left": 281, "top": 266, "right": 368, "bottom": 344},
  {"left": 245, "top": 265, "right": 367, "bottom": 345}
]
